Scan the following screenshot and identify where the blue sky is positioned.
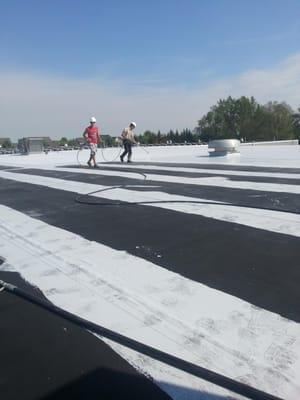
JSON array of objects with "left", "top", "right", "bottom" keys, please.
[{"left": 1, "top": 0, "right": 300, "bottom": 139}]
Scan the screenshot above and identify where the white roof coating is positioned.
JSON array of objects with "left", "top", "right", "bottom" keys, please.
[{"left": 0, "top": 142, "right": 299, "bottom": 169}]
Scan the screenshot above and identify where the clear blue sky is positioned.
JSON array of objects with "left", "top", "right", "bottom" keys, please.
[{"left": 1, "top": 0, "right": 300, "bottom": 86}]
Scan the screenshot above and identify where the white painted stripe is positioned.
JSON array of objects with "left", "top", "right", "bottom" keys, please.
[
  {"left": 0, "top": 170, "right": 300, "bottom": 237},
  {"left": 1, "top": 205, "right": 299, "bottom": 399}
]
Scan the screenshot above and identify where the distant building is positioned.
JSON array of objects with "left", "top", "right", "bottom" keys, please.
[
  {"left": 18, "top": 137, "right": 45, "bottom": 154},
  {"left": 40, "top": 137, "right": 52, "bottom": 147}
]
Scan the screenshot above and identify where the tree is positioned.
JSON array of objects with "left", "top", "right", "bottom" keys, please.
[
  {"left": 263, "top": 101, "right": 294, "bottom": 140},
  {"left": 101, "top": 135, "right": 115, "bottom": 147},
  {"left": 166, "top": 130, "right": 176, "bottom": 143},
  {"left": 197, "top": 96, "right": 243, "bottom": 141},
  {"left": 137, "top": 131, "right": 156, "bottom": 145},
  {"left": 249, "top": 105, "right": 272, "bottom": 141},
  {"left": 157, "top": 130, "right": 162, "bottom": 144},
  {"left": 181, "top": 128, "right": 194, "bottom": 143},
  {"left": 2, "top": 139, "right": 12, "bottom": 148},
  {"left": 292, "top": 108, "right": 300, "bottom": 140},
  {"left": 197, "top": 96, "right": 295, "bottom": 142},
  {"left": 68, "top": 139, "right": 77, "bottom": 146},
  {"left": 59, "top": 137, "right": 68, "bottom": 146}
]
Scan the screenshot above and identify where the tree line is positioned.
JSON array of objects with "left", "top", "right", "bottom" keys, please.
[
  {"left": 135, "top": 96, "right": 300, "bottom": 144},
  {"left": 197, "top": 96, "right": 300, "bottom": 143},
  {"left": 129, "top": 96, "right": 300, "bottom": 144},
  {"left": 136, "top": 129, "right": 198, "bottom": 145},
  {"left": 57, "top": 129, "right": 199, "bottom": 147}
]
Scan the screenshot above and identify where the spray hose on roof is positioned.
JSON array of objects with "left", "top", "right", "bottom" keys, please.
[
  {"left": 0, "top": 278, "right": 283, "bottom": 400},
  {"left": 74, "top": 170, "right": 300, "bottom": 214}
]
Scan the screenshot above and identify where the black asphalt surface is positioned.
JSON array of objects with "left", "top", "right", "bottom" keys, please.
[
  {"left": 0, "top": 162, "right": 300, "bottom": 399},
  {"left": 68, "top": 163, "right": 300, "bottom": 185},
  {"left": 0, "top": 270, "right": 171, "bottom": 400},
  {"left": 0, "top": 166, "right": 16, "bottom": 170},
  {"left": 102, "top": 160, "right": 300, "bottom": 174}
]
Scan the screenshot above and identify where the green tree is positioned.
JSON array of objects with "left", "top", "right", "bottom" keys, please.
[
  {"left": 101, "top": 135, "right": 116, "bottom": 147},
  {"left": 197, "top": 96, "right": 241, "bottom": 141},
  {"left": 142, "top": 130, "right": 156, "bottom": 144},
  {"left": 2, "top": 139, "right": 12, "bottom": 148},
  {"left": 197, "top": 96, "right": 295, "bottom": 142},
  {"left": 68, "top": 139, "right": 77, "bottom": 146},
  {"left": 181, "top": 129, "right": 194, "bottom": 143},
  {"left": 292, "top": 108, "right": 300, "bottom": 140},
  {"left": 249, "top": 105, "right": 272, "bottom": 141},
  {"left": 234, "top": 96, "right": 259, "bottom": 141},
  {"left": 263, "top": 101, "right": 294, "bottom": 140},
  {"left": 59, "top": 137, "right": 68, "bottom": 146},
  {"left": 157, "top": 130, "right": 162, "bottom": 144}
]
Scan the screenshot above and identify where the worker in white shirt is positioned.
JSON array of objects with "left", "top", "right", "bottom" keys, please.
[{"left": 120, "top": 122, "right": 137, "bottom": 163}]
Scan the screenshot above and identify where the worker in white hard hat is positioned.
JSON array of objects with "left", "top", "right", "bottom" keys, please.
[
  {"left": 120, "top": 122, "right": 137, "bottom": 163},
  {"left": 83, "top": 117, "right": 101, "bottom": 167}
]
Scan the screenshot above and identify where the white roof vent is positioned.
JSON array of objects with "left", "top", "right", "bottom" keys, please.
[{"left": 208, "top": 139, "right": 240, "bottom": 156}]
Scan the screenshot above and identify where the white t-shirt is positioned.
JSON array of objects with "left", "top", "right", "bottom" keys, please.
[{"left": 121, "top": 127, "right": 135, "bottom": 142}]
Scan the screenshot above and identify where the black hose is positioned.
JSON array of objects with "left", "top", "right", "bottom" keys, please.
[
  {"left": 0, "top": 279, "right": 283, "bottom": 400},
  {"left": 73, "top": 169, "right": 300, "bottom": 214},
  {"left": 74, "top": 185, "right": 300, "bottom": 215}
]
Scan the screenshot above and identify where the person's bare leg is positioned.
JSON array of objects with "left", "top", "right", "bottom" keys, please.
[{"left": 91, "top": 154, "right": 97, "bottom": 167}]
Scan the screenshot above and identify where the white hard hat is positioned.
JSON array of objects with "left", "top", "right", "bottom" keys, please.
[
  {"left": 90, "top": 117, "right": 96, "bottom": 123},
  {"left": 130, "top": 121, "right": 136, "bottom": 127}
]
